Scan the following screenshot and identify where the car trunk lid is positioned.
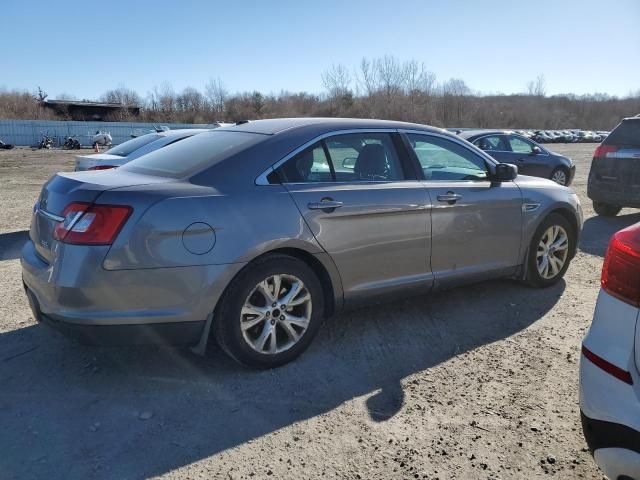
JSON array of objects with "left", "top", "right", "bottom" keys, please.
[{"left": 31, "top": 170, "right": 171, "bottom": 263}]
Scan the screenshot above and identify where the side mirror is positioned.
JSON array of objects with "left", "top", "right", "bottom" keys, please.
[
  {"left": 531, "top": 146, "right": 541, "bottom": 155},
  {"left": 494, "top": 163, "right": 518, "bottom": 181}
]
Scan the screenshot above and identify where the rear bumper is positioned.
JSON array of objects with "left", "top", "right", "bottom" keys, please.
[
  {"left": 21, "top": 238, "right": 244, "bottom": 346},
  {"left": 588, "top": 179, "right": 640, "bottom": 207},
  {"left": 581, "top": 412, "right": 640, "bottom": 455},
  {"left": 26, "top": 288, "right": 204, "bottom": 345}
]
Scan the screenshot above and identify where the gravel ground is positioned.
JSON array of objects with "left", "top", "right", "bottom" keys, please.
[{"left": 1, "top": 143, "right": 635, "bottom": 480}]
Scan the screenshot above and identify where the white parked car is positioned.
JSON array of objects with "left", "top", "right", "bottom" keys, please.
[
  {"left": 580, "top": 222, "right": 640, "bottom": 480},
  {"left": 75, "top": 129, "right": 208, "bottom": 171},
  {"left": 91, "top": 131, "right": 113, "bottom": 147}
]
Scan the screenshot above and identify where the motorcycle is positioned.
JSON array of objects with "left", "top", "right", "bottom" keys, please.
[
  {"left": 62, "top": 136, "right": 81, "bottom": 150},
  {"left": 0, "top": 139, "right": 14, "bottom": 150},
  {"left": 38, "top": 135, "right": 53, "bottom": 149}
]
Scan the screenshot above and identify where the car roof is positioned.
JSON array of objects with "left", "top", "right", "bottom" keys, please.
[
  {"left": 458, "top": 129, "right": 515, "bottom": 140},
  {"left": 221, "top": 117, "right": 449, "bottom": 136}
]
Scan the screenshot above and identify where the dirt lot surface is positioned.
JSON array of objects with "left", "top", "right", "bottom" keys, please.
[{"left": 1, "top": 144, "right": 634, "bottom": 480}]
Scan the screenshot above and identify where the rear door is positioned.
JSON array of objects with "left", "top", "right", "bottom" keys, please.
[
  {"left": 275, "top": 131, "right": 433, "bottom": 303},
  {"left": 404, "top": 131, "right": 522, "bottom": 288},
  {"left": 471, "top": 134, "right": 511, "bottom": 164}
]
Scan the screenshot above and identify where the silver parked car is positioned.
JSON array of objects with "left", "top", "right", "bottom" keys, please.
[
  {"left": 74, "top": 129, "right": 209, "bottom": 171},
  {"left": 22, "top": 118, "right": 583, "bottom": 368}
]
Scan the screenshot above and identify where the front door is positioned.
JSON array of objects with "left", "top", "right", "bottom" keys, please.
[
  {"left": 404, "top": 132, "right": 523, "bottom": 288},
  {"left": 275, "top": 131, "right": 433, "bottom": 303}
]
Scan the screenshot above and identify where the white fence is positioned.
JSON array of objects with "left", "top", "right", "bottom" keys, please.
[{"left": 0, "top": 120, "right": 214, "bottom": 147}]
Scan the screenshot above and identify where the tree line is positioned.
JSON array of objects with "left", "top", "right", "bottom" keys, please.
[{"left": 1, "top": 56, "right": 638, "bottom": 129}]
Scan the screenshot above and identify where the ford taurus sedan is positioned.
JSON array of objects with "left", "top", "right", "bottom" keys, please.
[
  {"left": 460, "top": 130, "right": 576, "bottom": 186},
  {"left": 22, "top": 118, "right": 583, "bottom": 368}
]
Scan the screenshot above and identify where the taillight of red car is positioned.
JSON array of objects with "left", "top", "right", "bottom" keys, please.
[
  {"left": 593, "top": 144, "right": 617, "bottom": 158},
  {"left": 601, "top": 223, "right": 640, "bottom": 307},
  {"left": 52, "top": 202, "right": 132, "bottom": 245}
]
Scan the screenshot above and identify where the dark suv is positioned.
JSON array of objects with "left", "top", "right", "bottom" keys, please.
[{"left": 588, "top": 117, "right": 640, "bottom": 216}]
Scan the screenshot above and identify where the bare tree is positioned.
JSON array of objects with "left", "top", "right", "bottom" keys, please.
[
  {"left": 526, "top": 75, "right": 547, "bottom": 96},
  {"left": 321, "top": 64, "right": 352, "bottom": 98},
  {"left": 205, "top": 77, "right": 227, "bottom": 117}
]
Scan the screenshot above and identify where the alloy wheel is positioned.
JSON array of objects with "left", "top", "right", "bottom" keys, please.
[
  {"left": 536, "top": 225, "right": 569, "bottom": 279},
  {"left": 551, "top": 170, "right": 567, "bottom": 185},
  {"left": 240, "top": 274, "right": 312, "bottom": 354}
]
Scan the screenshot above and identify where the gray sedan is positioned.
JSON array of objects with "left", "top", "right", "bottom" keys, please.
[{"left": 22, "top": 118, "right": 583, "bottom": 368}]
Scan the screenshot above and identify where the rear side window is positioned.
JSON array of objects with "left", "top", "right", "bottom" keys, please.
[
  {"left": 121, "top": 131, "right": 264, "bottom": 178},
  {"left": 107, "top": 134, "right": 161, "bottom": 156},
  {"left": 607, "top": 120, "right": 640, "bottom": 146},
  {"left": 473, "top": 135, "right": 508, "bottom": 152}
]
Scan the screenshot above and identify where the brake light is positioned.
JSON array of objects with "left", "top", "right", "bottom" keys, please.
[
  {"left": 593, "top": 144, "right": 617, "bottom": 158},
  {"left": 53, "top": 202, "right": 132, "bottom": 245},
  {"left": 601, "top": 223, "right": 640, "bottom": 306},
  {"left": 88, "top": 165, "right": 117, "bottom": 170}
]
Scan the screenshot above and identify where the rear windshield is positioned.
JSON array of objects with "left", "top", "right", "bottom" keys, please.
[
  {"left": 120, "top": 130, "right": 265, "bottom": 178},
  {"left": 107, "top": 134, "right": 161, "bottom": 156},
  {"left": 606, "top": 120, "right": 640, "bottom": 146}
]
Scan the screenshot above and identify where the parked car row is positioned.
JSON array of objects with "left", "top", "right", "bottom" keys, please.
[{"left": 514, "top": 129, "right": 609, "bottom": 143}]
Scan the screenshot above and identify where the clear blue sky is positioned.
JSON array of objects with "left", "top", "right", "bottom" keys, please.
[{"left": 2, "top": 0, "right": 639, "bottom": 99}]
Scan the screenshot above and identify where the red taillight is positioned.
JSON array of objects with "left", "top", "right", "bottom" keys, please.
[
  {"left": 53, "top": 202, "right": 132, "bottom": 245},
  {"left": 88, "top": 165, "right": 117, "bottom": 170},
  {"left": 601, "top": 223, "right": 640, "bottom": 306},
  {"left": 582, "top": 345, "right": 633, "bottom": 385},
  {"left": 593, "top": 144, "right": 617, "bottom": 158}
]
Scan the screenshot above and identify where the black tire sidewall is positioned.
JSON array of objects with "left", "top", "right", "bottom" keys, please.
[
  {"left": 214, "top": 255, "right": 324, "bottom": 368},
  {"left": 593, "top": 201, "right": 621, "bottom": 217},
  {"left": 526, "top": 213, "right": 575, "bottom": 288}
]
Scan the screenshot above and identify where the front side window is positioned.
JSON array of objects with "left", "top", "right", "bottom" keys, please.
[
  {"left": 473, "top": 135, "right": 508, "bottom": 152},
  {"left": 509, "top": 136, "right": 535, "bottom": 154},
  {"left": 407, "top": 134, "right": 488, "bottom": 181},
  {"left": 275, "top": 132, "right": 405, "bottom": 183}
]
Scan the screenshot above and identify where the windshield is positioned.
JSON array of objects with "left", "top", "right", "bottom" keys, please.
[
  {"left": 121, "top": 130, "right": 265, "bottom": 178},
  {"left": 106, "top": 134, "right": 162, "bottom": 157}
]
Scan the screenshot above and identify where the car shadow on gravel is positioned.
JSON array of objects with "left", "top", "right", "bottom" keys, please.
[
  {"left": 0, "top": 230, "right": 29, "bottom": 261},
  {"left": 579, "top": 212, "right": 640, "bottom": 257},
  {"left": 0, "top": 278, "right": 565, "bottom": 479}
]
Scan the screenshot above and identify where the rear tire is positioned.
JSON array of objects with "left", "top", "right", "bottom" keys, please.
[
  {"left": 592, "top": 201, "right": 621, "bottom": 217},
  {"left": 213, "top": 254, "right": 324, "bottom": 369},
  {"left": 525, "top": 213, "right": 575, "bottom": 288}
]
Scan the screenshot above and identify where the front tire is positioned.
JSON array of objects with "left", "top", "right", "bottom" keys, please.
[
  {"left": 550, "top": 167, "right": 569, "bottom": 186},
  {"left": 592, "top": 201, "right": 621, "bottom": 217},
  {"left": 214, "top": 254, "right": 324, "bottom": 368},
  {"left": 525, "top": 213, "right": 575, "bottom": 288}
]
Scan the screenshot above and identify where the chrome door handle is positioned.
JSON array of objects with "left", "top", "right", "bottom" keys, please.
[
  {"left": 436, "top": 193, "right": 462, "bottom": 204},
  {"left": 308, "top": 200, "right": 343, "bottom": 210}
]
